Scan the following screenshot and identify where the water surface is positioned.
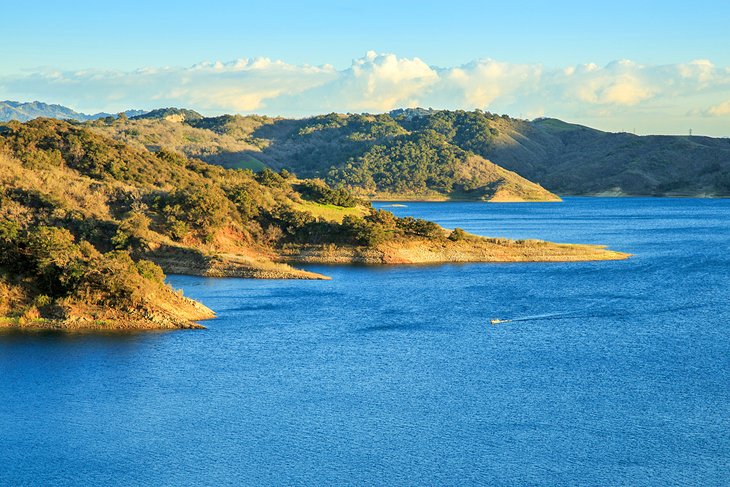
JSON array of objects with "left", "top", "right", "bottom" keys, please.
[{"left": 2, "top": 198, "right": 728, "bottom": 485}]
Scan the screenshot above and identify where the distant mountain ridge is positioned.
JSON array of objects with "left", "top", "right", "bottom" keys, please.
[{"left": 0, "top": 100, "right": 147, "bottom": 122}]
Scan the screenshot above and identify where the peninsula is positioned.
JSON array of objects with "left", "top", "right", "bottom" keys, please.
[{"left": 0, "top": 118, "right": 628, "bottom": 331}]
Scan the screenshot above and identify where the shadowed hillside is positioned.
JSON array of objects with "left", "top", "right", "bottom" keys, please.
[{"left": 486, "top": 117, "right": 730, "bottom": 196}]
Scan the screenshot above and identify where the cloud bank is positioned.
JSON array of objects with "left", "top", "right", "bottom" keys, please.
[{"left": 2, "top": 52, "right": 730, "bottom": 135}]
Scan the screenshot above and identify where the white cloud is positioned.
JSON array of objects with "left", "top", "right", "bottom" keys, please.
[
  {"left": 443, "top": 59, "right": 542, "bottom": 107},
  {"left": 2, "top": 52, "right": 730, "bottom": 134},
  {"left": 704, "top": 100, "right": 730, "bottom": 116},
  {"left": 1, "top": 58, "right": 337, "bottom": 113},
  {"left": 326, "top": 51, "right": 439, "bottom": 111}
]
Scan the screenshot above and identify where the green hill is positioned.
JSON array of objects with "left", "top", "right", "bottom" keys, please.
[
  {"left": 91, "top": 108, "right": 730, "bottom": 198},
  {"left": 7, "top": 102, "right": 730, "bottom": 197},
  {"left": 91, "top": 112, "right": 561, "bottom": 202}
]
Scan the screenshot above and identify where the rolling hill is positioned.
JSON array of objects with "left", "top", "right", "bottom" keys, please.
[
  {"left": 90, "top": 107, "right": 730, "bottom": 198},
  {"left": 486, "top": 117, "right": 730, "bottom": 196},
  {"left": 91, "top": 110, "right": 561, "bottom": 202},
  {"left": 7, "top": 101, "right": 728, "bottom": 198}
]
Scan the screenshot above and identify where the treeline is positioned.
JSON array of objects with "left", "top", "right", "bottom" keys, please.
[{"left": 263, "top": 207, "right": 444, "bottom": 246}]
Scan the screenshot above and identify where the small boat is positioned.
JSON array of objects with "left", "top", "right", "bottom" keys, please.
[{"left": 490, "top": 319, "right": 511, "bottom": 325}]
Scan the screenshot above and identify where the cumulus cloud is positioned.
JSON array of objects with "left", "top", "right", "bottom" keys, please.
[
  {"left": 704, "top": 100, "right": 730, "bottom": 116},
  {"left": 344, "top": 51, "right": 439, "bottom": 110},
  {"left": 2, "top": 52, "right": 730, "bottom": 134},
  {"left": 1, "top": 58, "right": 337, "bottom": 113},
  {"left": 442, "top": 59, "right": 542, "bottom": 107}
]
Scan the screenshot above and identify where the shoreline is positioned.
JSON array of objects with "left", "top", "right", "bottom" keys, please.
[
  {"left": 279, "top": 239, "right": 630, "bottom": 266},
  {"left": 369, "top": 194, "right": 562, "bottom": 203},
  {"left": 2, "top": 238, "right": 629, "bottom": 333},
  {"left": 373, "top": 194, "right": 730, "bottom": 202}
]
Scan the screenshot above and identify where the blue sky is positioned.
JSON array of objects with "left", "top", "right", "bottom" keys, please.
[{"left": 2, "top": 0, "right": 730, "bottom": 135}]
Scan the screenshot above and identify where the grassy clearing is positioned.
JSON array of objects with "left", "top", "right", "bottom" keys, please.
[{"left": 291, "top": 201, "right": 369, "bottom": 222}]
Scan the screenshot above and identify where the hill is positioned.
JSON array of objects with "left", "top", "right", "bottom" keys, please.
[
  {"left": 485, "top": 117, "right": 730, "bottom": 196},
  {"left": 7, "top": 102, "right": 730, "bottom": 197},
  {"left": 0, "top": 100, "right": 146, "bottom": 123},
  {"left": 90, "top": 108, "right": 730, "bottom": 198},
  {"left": 91, "top": 112, "right": 560, "bottom": 202},
  {"left": 0, "top": 119, "right": 626, "bottom": 331}
]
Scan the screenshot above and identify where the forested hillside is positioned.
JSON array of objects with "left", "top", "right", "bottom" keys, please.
[
  {"left": 90, "top": 108, "right": 730, "bottom": 198},
  {"left": 487, "top": 117, "right": 730, "bottom": 196},
  {"left": 91, "top": 111, "right": 560, "bottom": 202}
]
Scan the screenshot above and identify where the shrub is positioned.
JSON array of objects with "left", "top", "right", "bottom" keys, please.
[
  {"left": 135, "top": 260, "right": 165, "bottom": 283},
  {"left": 154, "top": 182, "right": 231, "bottom": 238},
  {"left": 448, "top": 228, "right": 467, "bottom": 241},
  {"left": 396, "top": 216, "right": 443, "bottom": 239},
  {"left": 226, "top": 181, "right": 263, "bottom": 221},
  {"left": 295, "top": 180, "right": 359, "bottom": 207},
  {"left": 112, "top": 212, "right": 152, "bottom": 250},
  {"left": 255, "top": 168, "right": 286, "bottom": 188}
]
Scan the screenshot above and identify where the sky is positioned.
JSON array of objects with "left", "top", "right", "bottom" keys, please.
[{"left": 1, "top": 0, "right": 730, "bottom": 136}]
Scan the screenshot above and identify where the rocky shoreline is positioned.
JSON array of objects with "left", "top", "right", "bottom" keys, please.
[{"left": 0, "top": 285, "right": 216, "bottom": 332}]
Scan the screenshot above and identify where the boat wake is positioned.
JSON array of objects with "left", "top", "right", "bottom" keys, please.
[
  {"left": 490, "top": 312, "right": 579, "bottom": 325},
  {"left": 490, "top": 302, "right": 705, "bottom": 325}
]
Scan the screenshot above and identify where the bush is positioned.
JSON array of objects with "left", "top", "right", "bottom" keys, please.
[
  {"left": 155, "top": 182, "right": 231, "bottom": 238},
  {"left": 111, "top": 212, "right": 152, "bottom": 250},
  {"left": 396, "top": 216, "right": 443, "bottom": 238},
  {"left": 255, "top": 168, "right": 286, "bottom": 188},
  {"left": 448, "top": 228, "right": 467, "bottom": 241},
  {"left": 295, "top": 180, "right": 359, "bottom": 207},
  {"left": 135, "top": 260, "right": 165, "bottom": 283},
  {"left": 341, "top": 216, "right": 390, "bottom": 246},
  {"left": 226, "top": 181, "right": 263, "bottom": 221}
]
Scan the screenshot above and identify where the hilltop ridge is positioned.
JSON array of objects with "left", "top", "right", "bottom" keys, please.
[
  {"left": 90, "top": 111, "right": 561, "bottom": 202},
  {"left": 89, "top": 107, "right": 730, "bottom": 198}
]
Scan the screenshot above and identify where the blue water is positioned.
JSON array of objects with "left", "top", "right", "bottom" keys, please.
[{"left": 1, "top": 198, "right": 729, "bottom": 485}]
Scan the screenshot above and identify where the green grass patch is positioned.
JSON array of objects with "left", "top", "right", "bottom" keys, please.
[
  {"left": 291, "top": 201, "right": 368, "bottom": 223},
  {"left": 224, "top": 156, "right": 267, "bottom": 171}
]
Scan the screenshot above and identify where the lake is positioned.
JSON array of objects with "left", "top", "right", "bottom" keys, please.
[{"left": 1, "top": 197, "right": 728, "bottom": 485}]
